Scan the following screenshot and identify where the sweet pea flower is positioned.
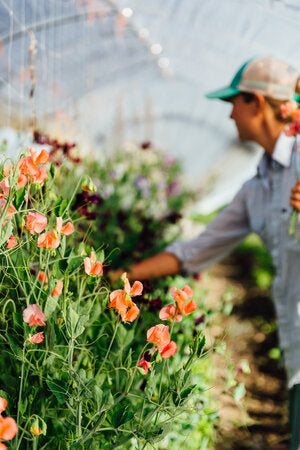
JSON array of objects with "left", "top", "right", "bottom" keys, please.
[
  {"left": 29, "top": 148, "right": 49, "bottom": 165},
  {"left": 39, "top": 271, "right": 49, "bottom": 283},
  {"left": 159, "top": 304, "right": 182, "bottom": 322},
  {"left": 160, "top": 340, "right": 177, "bottom": 359},
  {"left": 52, "top": 280, "right": 63, "bottom": 297},
  {"left": 109, "top": 290, "right": 140, "bottom": 322},
  {"left": 56, "top": 217, "right": 75, "bottom": 236},
  {"left": 29, "top": 332, "right": 44, "bottom": 344},
  {"left": 84, "top": 251, "right": 103, "bottom": 276},
  {"left": 0, "top": 397, "right": 7, "bottom": 414},
  {"left": 37, "top": 230, "right": 60, "bottom": 249},
  {"left": 138, "top": 353, "right": 151, "bottom": 374},
  {"left": 32, "top": 167, "right": 48, "bottom": 184},
  {"left": 109, "top": 273, "right": 142, "bottom": 322},
  {"left": 26, "top": 213, "right": 47, "bottom": 235},
  {"left": 147, "top": 324, "right": 170, "bottom": 353},
  {"left": 0, "top": 416, "right": 18, "bottom": 442},
  {"left": 23, "top": 304, "right": 46, "bottom": 326},
  {"left": 6, "top": 235, "right": 17, "bottom": 249},
  {"left": 170, "top": 285, "right": 197, "bottom": 316},
  {"left": 30, "top": 423, "right": 43, "bottom": 436},
  {"left": 0, "top": 442, "right": 6, "bottom": 449}
]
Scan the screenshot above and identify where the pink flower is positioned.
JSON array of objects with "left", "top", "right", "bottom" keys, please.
[
  {"left": 0, "top": 416, "right": 18, "bottom": 442},
  {"left": 108, "top": 274, "right": 142, "bottom": 322},
  {"left": 84, "top": 251, "right": 103, "bottom": 276},
  {"left": 29, "top": 332, "right": 44, "bottom": 344},
  {"left": 56, "top": 217, "right": 74, "bottom": 235},
  {"left": 0, "top": 198, "right": 16, "bottom": 224},
  {"left": 0, "top": 397, "right": 7, "bottom": 414},
  {"left": 23, "top": 304, "right": 46, "bottom": 326},
  {"left": 38, "top": 271, "right": 49, "bottom": 283},
  {"left": 32, "top": 167, "right": 48, "bottom": 184},
  {"left": 170, "top": 285, "right": 197, "bottom": 316},
  {"left": 52, "top": 280, "right": 63, "bottom": 297},
  {"left": 159, "top": 304, "right": 182, "bottom": 322},
  {"left": 160, "top": 341, "right": 177, "bottom": 359},
  {"left": 26, "top": 213, "right": 47, "bottom": 235},
  {"left": 37, "top": 230, "right": 60, "bottom": 249},
  {"left": 138, "top": 354, "right": 151, "bottom": 374},
  {"left": 147, "top": 324, "right": 170, "bottom": 353},
  {"left": 6, "top": 235, "right": 17, "bottom": 249}
]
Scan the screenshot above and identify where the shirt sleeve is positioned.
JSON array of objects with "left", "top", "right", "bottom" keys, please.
[{"left": 165, "top": 184, "right": 251, "bottom": 274}]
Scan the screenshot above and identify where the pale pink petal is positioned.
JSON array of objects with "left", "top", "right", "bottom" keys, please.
[
  {"left": 159, "top": 304, "right": 176, "bottom": 321},
  {"left": 84, "top": 257, "right": 92, "bottom": 275},
  {"left": 23, "top": 304, "right": 46, "bottom": 326},
  {"left": 56, "top": 217, "right": 62, "bottom": 233},
  {"left": 182, "top": 285, "right": 193, "bottom": 298}
]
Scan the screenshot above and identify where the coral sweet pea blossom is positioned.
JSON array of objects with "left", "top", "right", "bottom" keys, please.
[
  {"left": 18, "top": 148, "right": 49, "bottom": 184},
  {"left": 39, "top": 271, "right": 49, "bottom": 283},
  {"left": 37, "top": 230, "right": 60, "bottom": 249},
  {"left": 52, "top": 280, "right": 63, "bottom": 297},
  {"left": 56, "top": 217, "right": 75, "bottom": 235},
  {"left": 147, "top": 324, "right": 171, "bottom": 353},
  {"left": 23, "top": 304, "right": 46, "bottom": 326},
  {"left": 159, "top": 304, "right": 182, "bottom": 322},
  {"left": 0, "top": 416, "right": 18, "bottom": 442},
  {"left": 0, "top": 198, "right": 16, "bottom": 225},
  {"left": 170, "top": 285, "right": 197, "bottom": 316},
  {"left": 29, "top": 332, "right": 44, "bottom": 344},
  {"left": 147, "top": 324, "right": 177, "bottom": 359},
  {"left": 160, "top": 341, "right": 177, "bottom": 359},
  {"left": 26, "top": 212, "right": 47, "bottom": 235},
  {"left": 84, "top": 251, "right": 103, "bottom": 276},
  {"left": 109, "top": 273, "right": 142, "bottom": 322},
  {"left": 0, "top": 398, "right": 7, "bottom": 414},
  {"left": 6, "top": 235, "right": 17, "bottom": 249},
  {"left": 137, "top": 353, "right": 151, "bottom": 374}
]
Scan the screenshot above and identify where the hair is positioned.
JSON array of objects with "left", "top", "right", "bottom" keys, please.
[{"left": 240, "top": 78, "right": 300, "bottom": 123}]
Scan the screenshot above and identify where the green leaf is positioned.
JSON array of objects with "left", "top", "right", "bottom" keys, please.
[
  {"left": 46, "top": 380, "right": 66, "bottom": 404},
  {"left": 93, "top": 385, "right": 103, "bottom": 409},
  {"left": 0, "top": 222, "right": 13, "bottom": 247},
  {"left": 19, "top": 398, "right": 28, "bottom": 415},
  {"left": 145, "top": 369, "right": 156, "bottom": 401},
  {"left": 15, "top": 185, "right": 26, "bottom": 209},
  {"left": 110, "top": 403, "right": 134, "bottom": 428},
  {"left": 50, "top": 163, "right": 55, "bottom": 179},
  {"left": 44, "top": 296, "right": 59, "bottom": 318},
  {"left": 66, "top": 306, "right": 88, "bottom": 338},
  {"left": 7, "top": 334, "right": 23, "bottom": 359},
  {"left": 67, "top": 252, "right": 83, "bottom": 273}
]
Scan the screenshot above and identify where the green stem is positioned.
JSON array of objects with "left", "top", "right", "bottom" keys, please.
[
  {"left": 16, "top": 344, "right": 26, "bottom": 449},
  {"left": 97, "top": 320, "right": 120, "bottom": 374},
  {"left": 77, "top": 401, "right": 82, "bottom": 438}
]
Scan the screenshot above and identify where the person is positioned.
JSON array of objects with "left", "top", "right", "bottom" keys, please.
[{"left": 110, "top": 56, "right": 300, "bottom": 449}]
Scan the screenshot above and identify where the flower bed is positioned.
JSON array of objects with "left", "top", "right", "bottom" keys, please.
[{"left": 0, "top": 145, "right": 220, "bottom": 449}]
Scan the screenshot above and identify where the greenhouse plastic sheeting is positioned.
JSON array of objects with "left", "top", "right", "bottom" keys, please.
[{"left": 0, "top": 0, "right": 300, "bottom": 211}]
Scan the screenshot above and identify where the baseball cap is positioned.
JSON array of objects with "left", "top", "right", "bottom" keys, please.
[{"left": 206, "top": 56, "right": 300, "bottom": 102}]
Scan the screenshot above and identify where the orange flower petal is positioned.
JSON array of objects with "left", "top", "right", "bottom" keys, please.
[
  {"left": 184, "top": 299, "right": 197, "bottom": 315},
  {"left": 130, "top": 281, "right": 143, "bottom": 297},
  {"left": 30, "top": 332, "right": 44, "bottom": 344},
  {"left": 159, "top": 304, "right": 176, "bottom": 321},
  {"left": 0, "top": 416, "right": 18, "bottom": 441},
  {"left": 61, "top": 222, "right": 75, "bottom": 236},
  {"left": 52, "top": 280, "right": 63, "bottom": 297},
  {"left": 34, "top": 149, "right": 49, "bottom": 165},
  {"left": 0, "top": 397, "right": 7, "bottom": 414},
  {"left": 147, "top": 324, "right": 170, "bottom": 353},
  {"left": 161, "top": 340, "right": 177, "bottom": 359},
  {"left": 124, "top": 304, "right": 139, "bottom": 322},
  {"left": 37, "top": 230, "right": 60, "bottom": 249}
]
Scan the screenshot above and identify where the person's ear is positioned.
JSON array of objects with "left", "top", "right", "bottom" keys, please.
[{"left": 252, "top": 93, "right": 265, "bottom": 116}]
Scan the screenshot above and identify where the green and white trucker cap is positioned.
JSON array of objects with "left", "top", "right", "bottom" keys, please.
[{"left": 206, "top": 56, "right": 300, "bottom": 102}]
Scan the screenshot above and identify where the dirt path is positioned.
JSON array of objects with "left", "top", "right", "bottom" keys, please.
[{"left": 201, "top": 259, "right": 290, "bottom": 450}]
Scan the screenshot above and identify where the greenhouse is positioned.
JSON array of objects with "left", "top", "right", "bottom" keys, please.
[{"left": 1, "top": 1, "right": 300, "bottom": 449}]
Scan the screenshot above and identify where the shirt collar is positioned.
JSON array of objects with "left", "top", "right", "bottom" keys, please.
[
  {"left": 257, "top": 132, "right": 296, "bottom": 179},
  {"left": 272, "top": 132, "right": 295, "bottom": 167}
]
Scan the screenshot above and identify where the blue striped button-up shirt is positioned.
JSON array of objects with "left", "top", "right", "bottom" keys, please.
[{"left": 166, "top": 133, "right": 300, "bottom": 388}]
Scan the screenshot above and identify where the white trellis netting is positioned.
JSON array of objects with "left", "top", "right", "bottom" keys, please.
[{"left": 1, "top": 0, "right": 300, "bottom": 211}]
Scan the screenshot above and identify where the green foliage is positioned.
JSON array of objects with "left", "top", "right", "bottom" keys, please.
[{"left": 0, "top": 146, "right": 218, "bottom": 449}]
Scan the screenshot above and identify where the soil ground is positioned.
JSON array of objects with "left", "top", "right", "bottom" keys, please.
[{"left": 201, "top": 255, "right": 290, "bottom": 450}]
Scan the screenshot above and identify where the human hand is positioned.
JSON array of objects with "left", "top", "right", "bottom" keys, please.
[{"left": 290, "top": 180, "right": 300, "bottom": 212}]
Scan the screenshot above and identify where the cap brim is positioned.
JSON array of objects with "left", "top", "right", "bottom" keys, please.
[{"left": 206, "top": 86, "right": 240, "bottom": 100}]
